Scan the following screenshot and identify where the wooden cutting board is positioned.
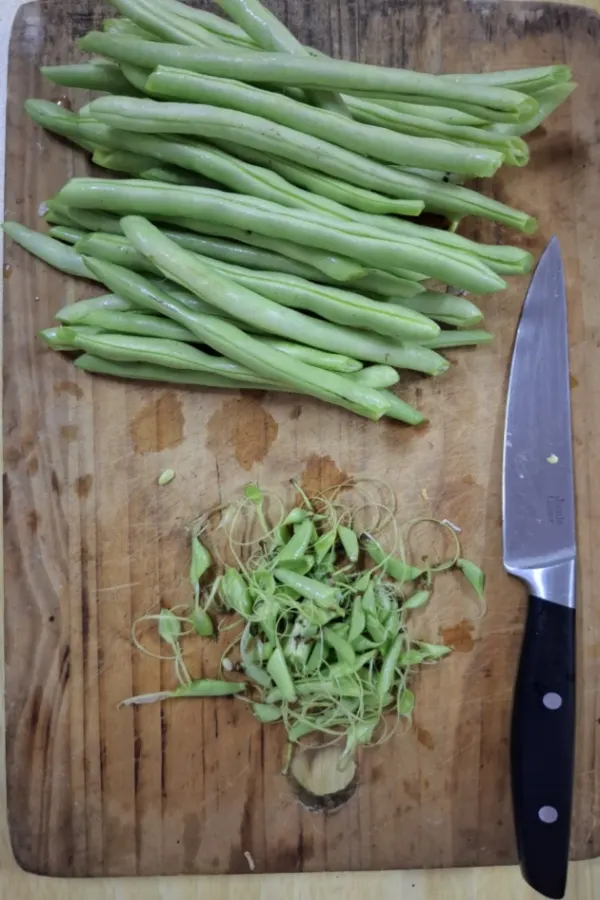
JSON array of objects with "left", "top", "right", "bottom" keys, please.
[{"left": 4, "top": 0, "right": 600, "bottom": 879}]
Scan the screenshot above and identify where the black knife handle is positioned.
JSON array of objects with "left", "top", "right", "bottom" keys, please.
[{"left": 511, "top": 595, "right": 576, "bottom": 900}]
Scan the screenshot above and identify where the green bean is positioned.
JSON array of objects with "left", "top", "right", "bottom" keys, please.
[
  {"left": 236, "top": 153, "right": 425, "bottom": 216},
  {"left": 147, "top": 67, "right": 504, "bottom": 177},
  {"left": 64, "top": 209, "right": 329, "bottom": 280},
  {"left": 351, "top": 271, "right": 424, "bottom": 298},
  {"left": 86, "top": 92, "right": 536, "bottom": 230},
  {"left": 40, "top": 325, "right": 99, "bottom": 350},
  {"left": 397, "top": 291, "right": 484, "bottom": 328},
  {"left": 108, "top": 0, "right": 223, "bottom": 48},
  {"left": 93, "top": 147, "right": 158, "bottom": 174},
  {"left": 29, "top": 94, "right": 530, "bottom": 232},
  {"left": 103, "top": 17, "right": 162, "bottom": 40},
  {"left": 166, "top": 252, "right": 437, "bottom": 340},
  {"left": 2, "top": 222, "right": 98, "bottom": 280},
  {"left": 56, "top": 294, "right": 135, "bottom": 323},
  {"left": 260, "top": 340, "right": 362, "bottom": 373},
  {"left": 76, "top": 309, "right": 364, "bottom": 373},
  {"left": 439, "top": 64, "right": 571, "bottom": 95},
  {"left": 83, "top": 246, "right": 393, "bottom": 420},
  {"left": 76, "top": 117, "right": 426, "bottom": 249},
  {"left": 78, "top": 34, "right": 538, "bottom": 121},
  {"left": 349, "top": 214, "right": 532, "bottom": 276},
  {"left": 73, "top": 351, "right": 291, "bottom": 392},
  {"left": 488, "top": 83, "right": 576, "bottom": 137},
  {"left": 41, "top": 60, "right": 141, "bottom": 94},
  {"left": 81, "top": 252, "right": 448, "bottom": 375},
  {"left": 215, "top": 0, "right": 348, "bottom": 115},
  {"left": 177, "top": 218, "right": 424, "bottom": 286},
  {"left": 58, "top": 177, "right": 505, "bottom": 293},
  {"left": 93, "top": 148, "right": 201, "bottom": 186},
  {"left": 77, "top": 232, "right": 438, "bottom": 350},
  {"left": 363, "top": 97, "right": 487, "bottom": 126},
  {"left": 48, "top": 225, "right": 88, "bottom": 245},
  {"left": 154, "top": 0, "right": 256, "bottom": 48},
  {"left": 80, "top": 221, "right": 341, "bottom": 282},
  {"left": 155, "top": 217, "right": 366, "bottom": 282},
  {"left": 343, "top": 95, "right": 529, "bottom": 166},
  {"left": 53, "top": 327, "right": 271, "bottom": 383},
  {"left": 423, "top": 329, "right": 492, "bottom": 349},
  {"left": 353, "top": 366, "right": 399, "bottom": 389},
  {"left": 44, "top": 200, "right": 86, "bottom": 229},
  {"left": 210, "top": 142, "right": 531, "bottom": 275},
  {"left": 25, "top": 99, "right": 104, "bottom": 153},
  {"left": 76, "top": 232, "right": 155, "bottom": 273},
  {"left": 71, "top": 309, "right": 200, "bottom": 341}
]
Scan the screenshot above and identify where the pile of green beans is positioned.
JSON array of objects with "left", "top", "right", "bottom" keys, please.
[
  {"left": 120, "top": 480, "right": 486, "bottom": 760},
  {"left": 2, "top": 0, "right": 575, "bottom": 423}
]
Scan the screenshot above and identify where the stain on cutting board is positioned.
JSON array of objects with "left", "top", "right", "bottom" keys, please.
[{"left": 206, "top": 395, "right": 278, "bottom": 470}]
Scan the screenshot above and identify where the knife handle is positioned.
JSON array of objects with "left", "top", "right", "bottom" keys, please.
[{"left": 511, "top": 594, "right": 576, "bottom": 900}]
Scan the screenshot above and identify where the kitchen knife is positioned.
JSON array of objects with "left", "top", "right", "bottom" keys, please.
[{"left": 503, "top": 236, "right": 576, "bottom": 900}]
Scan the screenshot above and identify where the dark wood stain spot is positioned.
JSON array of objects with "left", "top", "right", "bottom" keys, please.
[
  {"left": 26, "top": 509, "right": 40, "bottom": 535},
  {"left": 300, "top": 454, "right": 349, "bottom": 498},
  {"left": 290, "top": 404, "right": 302, "bottom": 420},
  {"left": 462, "top": 474, "right": 476, "bottom": 485},
  {"left": 54, "top": 380, "right": 83, "bottom": 399},
  {"left": 207, "top": 396, "right": 278, "bottom": 471},
  {"left": 75, "top": 474, "right": 93, "bottom": 499},
  {"left": 130, "top": 391, "right": 185, "bottom": 454},
  {"left": 133, "top": 734, "right": 142, "bottom": 795},
  {"left": 3, "top": 474, "right": 11, "bottom": 518},
  {"left": 440, "top": 618, "right": 475, "bottom": 653},
  {"left": 60, "top": 424, "right": 78, "bottom": 442},
  {"left": 50, "top": 469, "right": 60, "bottom": 495},
  {"left": 4, "top": 446, "right": 21, "bottom": 468},
  {"left": 370, "top": 764, "right": 384, "bottom": 784},
  {"left": 403, "top": 778, "right": 420, "bottom": 803},
  {"left": 183, "top": 813, "right": 201, "bottom": 872},
  {"left": 28, "top": 686, "right": 43, "bottom": 731},
  {"left": 415, "top": 725, "right": 435, "bottom": 751},
  {"left": 570, "top": 374, "right": 579, "bottom": 389},
  {"left": 26, "top": 455, "right": 39, "bottom": 475}
]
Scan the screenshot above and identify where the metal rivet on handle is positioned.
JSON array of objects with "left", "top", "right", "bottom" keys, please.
[
  {"left": 543, "top": 692, "right": 563, "bottom": 710},
  {"left": 538, "top": 806, "right": 559, "bottom": 824}
]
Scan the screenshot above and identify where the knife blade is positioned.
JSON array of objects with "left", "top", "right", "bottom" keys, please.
[{"left": 503, "top": 236, "right": 576, "bottom": 900}]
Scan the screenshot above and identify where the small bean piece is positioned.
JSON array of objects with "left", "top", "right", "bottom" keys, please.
[
  {"left": 174, "top": 679, "right": 246, "bottom": 697},
  {"left": 266, "top": 647, "right": 296, "bottom": 702},
  {"left": 377, "top": 635, "right": 404, "bottom": 702}
]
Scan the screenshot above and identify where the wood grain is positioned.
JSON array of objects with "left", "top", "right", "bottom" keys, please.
[{"left": 3, "top": 0, "right": 600, "bottom": 882}]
